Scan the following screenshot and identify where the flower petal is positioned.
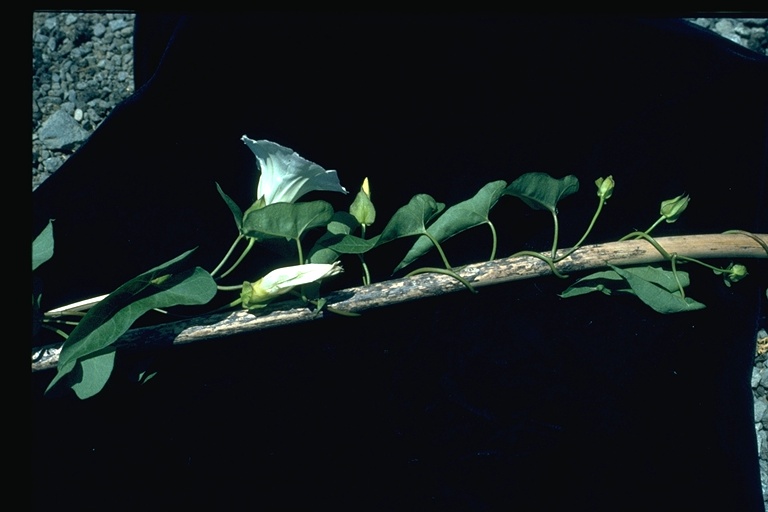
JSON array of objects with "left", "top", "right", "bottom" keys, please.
[
  {"left": 259, "top": 262, "right": 344, "bottom": 296},
  {"left": 241, "top": 136, "right": 348, "bottom": 204}
]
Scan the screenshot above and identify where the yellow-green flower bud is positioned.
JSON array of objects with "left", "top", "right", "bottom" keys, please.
[
  {"left": 240, "top": 262, "right": 343, "bottom": 309},
  {"left": 595, "top": 175, "right": 615, "bottom": 200},
  {"left": 659, "top": 193, "right": 690, "bottom": 223},
  {"left": 349, "top": 177, "right": 376, "bottom": 226},
  {"left": 727, "top": 263, "right": 748, "bottom": 284}
]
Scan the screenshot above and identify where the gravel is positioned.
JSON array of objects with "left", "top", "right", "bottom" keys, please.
[
  {"left": 32, "top": 12, "right": 135, "bottom": 190},
  {"left": 31, "top": 11, "right": 768, "bottom": 505}
]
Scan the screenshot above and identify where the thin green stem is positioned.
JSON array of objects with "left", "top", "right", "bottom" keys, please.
[
  {"left": 555, "top": 197, "right": 605, "bottom": 262},
  {"left": 217, "top": 284, "right": 244, "bottom": 291},
  {"left": 509, "top": 250, "right": 569, "bottom": 279},
  {"left": 295, "top": 238, "right": 304, "bottom": 265},
  {"left": 44, "top": 318, "right": 80, "bottom": 327},
  {"left": 359, "top": 225, "right": 371, "bottom": 285},
  {"left": 207, "top": 297, "right": 243, "bottom": 314},
  {"left": 220, "top": 237, "right": 256, "bottom": 278},
  {"left": 424, "top": 232, "right": 452, "bottom": 269},
  {"left": 643, "top": 216, "right": 666, "bottom": 237},
  {"left": 620, "top": 231, "right": 672, "bottom": 259},
  {"left": 622, "top": 231, "right": 742, "bottom": 282},
  {"left": 670, "top": 254, "right": 686, "bottom": 299},
  {"left": 674, "top": 255, "right": 737, "bottom": 274},
  {"left": 724, "top": 230, "right": 768, "bottom": 255},
  {"left": 550, "top": 209, "right": 560, "bottom": 260},
  {"left": 620, "top": 216, "right": 664, "bottom": 241},
  {"left": 488, "top": 221, "right": 498, "bottom": 262},
  {"left": 358, "top": 255, "right": 371, "bottom": 286},
  {"left": 41, "top": 323, "right": 70, "bottom": 339},
  {"left": 211, "top": 234, "right": 244, "bottom": 277},
  {"left": 405, "top": 266, "right": 477, "bottom": 294}
]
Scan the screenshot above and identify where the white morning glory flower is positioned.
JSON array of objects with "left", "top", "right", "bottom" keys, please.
[
  {"left": 241, "top": 136, "right": 348, "bottom": 205},
  {"left": 241, "top": 262, "right": 344, "bottom": 307}
]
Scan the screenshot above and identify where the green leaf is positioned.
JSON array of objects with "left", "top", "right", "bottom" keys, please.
[
  {"left": 306, "top": 232, "right": 342, "bottom": 264},
  {"left": 503, "top": 172, "right": 579, "bottom": 212},
  {"left": 610, "top": 265, "right": 705, "bottom": 313},
  {"left": 321, "top": 233, "right": 380, "bottom": 255},
  {"left": 614, "top": 265, "right": 691, "bottom": 292},
  {"left": 32, "top": 220, "right": 54, "bottom": 271},
  {"left": 308, "top": 212, "right": 380, "bottom": 263},
  {"left": 46, "top": 249, "right": 217, "bottom": 397},
  {"left": 216, "top": 182, "right": 243, "bottom": 231},
  {"left": 561, "top": 265, "right": 703, "bottom": 314},
  {"left": 70, "top": 348, "right": 116, "bottom": 399},
  {"left": 326, "top": 211, "right": 359, "bottom": 235},
  {"left": 242, "top": 201, "right": 334, "bottom": 241},
  {"left": 559, "top": 269, "right": 629, "bottom": 298},
  {"left": 393, "top": 180, "right": 507, "bottom": 273},
  {"left": 376, "top": 194, "right": 445, "bottom": 246}
]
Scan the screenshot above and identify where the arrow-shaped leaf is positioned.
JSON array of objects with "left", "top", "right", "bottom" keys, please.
[
  {"left": 216, "top": 182, "right": 244, "bottom": 231},
  {"left": 610, "top": 265, "right": 705, "bottom": 313},
  {"left": 376, "top": 194, "right": 445, "bottom": 246},
  {"left": 243, "top": 200, "right": 334, "bottom": 241},
  {"left": 504, "top": 172, "right": 579, "bottom": 212},
  {"left": 46, "top": 249, "right": 217, "bottom": 397},
  {"left": 559, "top": 269, "right": 629, "bottom": 298},
  {"left": 70, "top": 348, "right": 116, "bottom": 399},
  {"left": 393, "top": 180, "right": 507, "bottom": 273}
]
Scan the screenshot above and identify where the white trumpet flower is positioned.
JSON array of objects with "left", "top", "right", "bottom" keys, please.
[
  {"left": 241, "top": 136, "right": 348, "bottom": 206},
  {"left": 241, "top": 262, "right": 343, "bottom": 307}
]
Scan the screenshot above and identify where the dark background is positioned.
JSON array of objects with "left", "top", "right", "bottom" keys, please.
[{"left": 32, "top": 15, "right": 768, "bottom": 510}]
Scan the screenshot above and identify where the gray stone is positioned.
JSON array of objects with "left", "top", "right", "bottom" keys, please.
[
  {"left": 757, "top": 429, "right": 767, "bottom": 457},
  {"left": 108, "top": 19, "right": 129, "bottom": 31},
  {"left": 38, "top": 109, "right": 90, "bottom": 151},
  {"left": 92, "top": 23, "right": 106, "bottom": 38},
  {"left": 755, "top": 398, "right": 768, "bottom": 423},
  {"left": 42, "top": 155, "right": 65, "bottom": 173},
  {"left": 761, "top": 366, "right": 768, "bottom": 389}
]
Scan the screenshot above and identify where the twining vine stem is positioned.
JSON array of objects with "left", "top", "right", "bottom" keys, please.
[{"left": 32, "top": 233, "right": 767, "bottom": 372}]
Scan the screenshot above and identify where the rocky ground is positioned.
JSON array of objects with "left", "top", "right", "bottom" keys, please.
[{"left": 32, "top": 12, "right": 768, "bottom": 505}]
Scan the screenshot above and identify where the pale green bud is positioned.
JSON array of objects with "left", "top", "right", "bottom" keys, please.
[
  {"left": 595, "top": 175, "right": 615, "bottom": 200},
  {"left": 659, "top": 193, "right": 690, "bottom": 223},
  {"left": 727, "top": 263, "right": 748, "bottom": 284},
  {"left": 349, "top": 177, "right": 376, "bottom": 226}
]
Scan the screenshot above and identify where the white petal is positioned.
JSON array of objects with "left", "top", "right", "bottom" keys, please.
[
  {"left": 259, "top": 262, "right": 343, "bottom": 296},
  {"left": 241, "top": 136, "right": 347, "bottom": 204}
]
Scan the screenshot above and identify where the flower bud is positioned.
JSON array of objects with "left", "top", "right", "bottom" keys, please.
[
  {"left": 595, "top": 175, "right": 615, "bottom": 200},
  {"left": 726, "top": 263, "right": 748, "bottom": 284},
  {"left": 350, "top": 177, "right": 376, "bottom": 226},
  {"left": 659, "top": 193, "right": 690, "bottom": 223},
  {"left": 240, "top": 262, "right": 343, "bottom": 308}
]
